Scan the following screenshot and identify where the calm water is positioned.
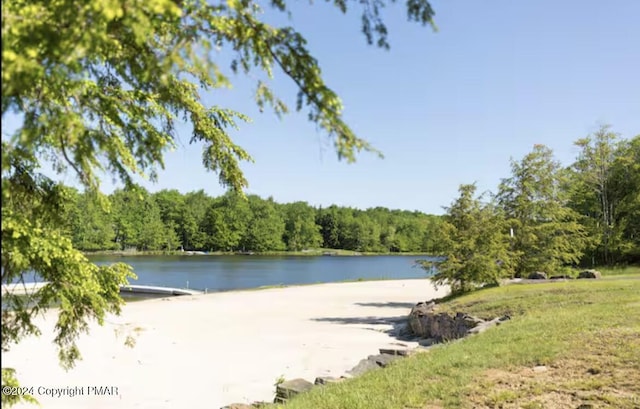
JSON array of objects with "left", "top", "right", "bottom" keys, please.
[{"left": 86, "top": 255, "right": 433, "bottom": 292}]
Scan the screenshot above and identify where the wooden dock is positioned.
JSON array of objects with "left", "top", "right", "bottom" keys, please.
[{"left": 2, "top": 282, "right": 203, "bottom": 296}]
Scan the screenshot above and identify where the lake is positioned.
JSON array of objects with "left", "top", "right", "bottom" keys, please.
[{"left": 87, "top": 255, "right": 435, "bottom": 292}]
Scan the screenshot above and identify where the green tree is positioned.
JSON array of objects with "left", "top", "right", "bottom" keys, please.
[
  {"left": 609, "top": 135, "right": 640, "bottom": 263},
  {"left": 110, "top": 186, "right": 170, "bottom": 250},
  {"left": 422, "top": 184, "right": 513, "bottom": 293},
  {"left": 2, "top": 0, "right": 438, "bottom": 400},
  {"left": 153, "top": 189, "right": 187, "bottom": 249},
  {"left": 316, "top": 206, "right": 342, "bottom": 249},
  {"left": 181, "top": 190, "right": 213, "bottom": 251},
  {"left": 1, "top": 158, "right": 133, "bottom": 405},
  {"left": 204, "top": 193, "right": 252, "bottom": 251},
  {"left": 242, "top": 196, "right": 286, "bottom": 251},
  {"left": 344, "top": 214, "right": 380, "bottom": 251},
  {"left": 395, "top": 218, "right": 424, "bottom": 252},
  {"left": 570, "top": 125, "right": 627, "bottom": 265},
  {"left": 497, "top": 145, "right": 587, "bottom": 276},
  {"left": 282, "top": 202, "right": 322, "bottom": 251},
  {"left": 70, "top": 191, "right": 118, "bottom": 251},
  {"left": 420, "top": 215, "right": 444, "bottom": 254}
]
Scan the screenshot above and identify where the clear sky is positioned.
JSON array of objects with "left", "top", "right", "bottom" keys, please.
[{"left": 23, "top": 1, "right": 640, "bottom": 214}]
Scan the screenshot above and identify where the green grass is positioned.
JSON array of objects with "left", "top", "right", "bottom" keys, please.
[
  {"left": 596, "top": 265, "right": 640, "bottom": 276},
  {"left": 277, "top": 276, "right": 640, "bottom": 409}
]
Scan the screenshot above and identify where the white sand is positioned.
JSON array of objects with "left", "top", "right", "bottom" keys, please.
[{"left": 3, "top": 279, "right": 448, "bottom": 409}]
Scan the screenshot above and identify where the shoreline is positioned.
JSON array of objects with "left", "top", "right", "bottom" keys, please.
[
  {"left": 83, "top": 250, "right": 436, "bottom": 257},
  {"left": 3, "top": 279, "right": 449, "bottom": 409}
]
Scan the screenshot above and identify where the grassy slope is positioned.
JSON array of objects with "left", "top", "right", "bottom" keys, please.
[{"left": 279, "top": 275, "right": 640, "bottom": 409}]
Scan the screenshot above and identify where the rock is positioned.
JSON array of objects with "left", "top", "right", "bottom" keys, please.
[
  {"left": 408, "top": 302, "right": 487, "bottom": 341},
  {"left": 418, "top": 338, "right": 437, "bottom": 347},
  {"left": 347, "top": 357, "right": 382, "bottom": 377},
  {"left": 527, "top": 271, "right": 548, "bottom": 280},
  {"left": 274, "top": 378, "right": 314, "bottom": 404},
  {"left": 221, "top": 404, "right": 254, "bottom": 409},
  {"left": 371, "top": 353, "right": 401, "bottom": 368},
  {"left": 550, "top": 275, "right": 572, "bottom": 280},
  {"left": 532, "top": 365, "right": 548, "bottom": 373},
  {"left": 578, "top": 270, "right": 602, "bottom": 279},
  {"left": 576, "top": 404, "right": 594, "bottom": 409},
  {"left": 314, "top": 376, "right": 344, "bottom": 385},
  {"left": 379, "top": 348, "right": 410, "bottom": 356}
]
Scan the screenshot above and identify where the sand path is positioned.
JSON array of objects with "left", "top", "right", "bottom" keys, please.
[{"left": 3, "top": 279, "right": 448, "bottom": 409}]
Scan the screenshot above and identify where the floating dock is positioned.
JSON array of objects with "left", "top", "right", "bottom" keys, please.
[{"left": 2, "top": 282, "right": 203, "bottom": 296}]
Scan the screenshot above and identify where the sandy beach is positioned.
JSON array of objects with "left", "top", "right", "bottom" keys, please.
[{"left": 3, "top": 279, "right": 448, "bottom": 409}]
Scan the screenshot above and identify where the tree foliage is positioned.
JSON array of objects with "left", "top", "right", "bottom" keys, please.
[
  {"left": 423, "top": 184, "right": 513, "bottom": 293},
  {"left": 569, "top": 127, "right": 640, "bottom": 265},
  {"left": 422, "top": 132, "right": 639, "bottom": 291},
  {"left": 2, "top": 0, "right": 439, "bottom": 402},
  {"left": 497, "top": 144, "right": 588, "bottom": 276},
  {"left": 51, "top": 185, "right": 442, "bottom": 253}
]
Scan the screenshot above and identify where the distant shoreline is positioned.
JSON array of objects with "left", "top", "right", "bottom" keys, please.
[{"left": 83, "top": 249, "right": 436, "bottom": 257}]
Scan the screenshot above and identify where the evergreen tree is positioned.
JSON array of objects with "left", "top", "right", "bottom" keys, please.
[
  {"left": 498, "top": 145, "right": 587, "bottom": 276},
  {"left": 423, "top": 184, "right": 513, "bottom": 293}
]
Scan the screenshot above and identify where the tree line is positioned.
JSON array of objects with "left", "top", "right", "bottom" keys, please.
[
  {"left": 65, "top": 188, "right": 443, "bottom": 254},
  {"left": 61, "top": 126, "right": 639, "bottom": 270},
  {"left": 426, "top": 126, "right": 639, "bottom": 292}
]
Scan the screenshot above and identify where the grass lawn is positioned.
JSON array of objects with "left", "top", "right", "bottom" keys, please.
[{"left": 277, "top": 274, "right": 640, "bottom": 409}]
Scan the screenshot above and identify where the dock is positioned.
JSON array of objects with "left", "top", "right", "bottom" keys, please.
[{"left": 2, "top": 282, "right": 203, "bottom": 296}]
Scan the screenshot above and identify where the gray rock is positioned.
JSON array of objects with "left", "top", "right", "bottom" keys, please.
[
  {"left": 418, "top": 338, "right": 437, "bottom": 347},
  {"left": 220, "top": 404, "right": 254, "bottom": 409},
  {"left": 578, "top": 269, "right": 602, "bottom": 279},
  {"left": 347, "top": 357, "right": 382, "bottom": 377},
  {"left": 408, "top": 303, "right": 488, "bottom": 341},
  {"left": 379, "top": 348, "right": 410, "bottom": 356},
  {"left": 274, "top": 378, "right": 314, "bottom": 404},
  {"left": 314, "top": 376, "right": 344, "bottom": 385},
  {"left": 371, "top": 353, "right": 401, "bottom": 368},
  {"left": 527, "top": 271, "right": 548, "bottom": 280}
]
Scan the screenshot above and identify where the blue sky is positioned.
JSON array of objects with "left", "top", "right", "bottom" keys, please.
[{"left": 16, "top": 0, "right": 640, "bottom": 214}]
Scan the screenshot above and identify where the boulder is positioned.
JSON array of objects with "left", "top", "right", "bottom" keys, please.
[
  {"left": 347, "top": 357, "right": 382, "bottom": 377},
  {"left": 408, "top": 302, "right": 486, "bottom": 341},
  {"left": 379, "top": 348, "right": 410, "bottom": 356},
  {"left": 371, "top": 353, "right": 401, "bottom": 368},
  {"left": 527, "top": 271, "right": 548, "bottom": 280},
  {"left": 274, "top": 378, "right": 314, "bottom": 404},
  {"left": 578, "top": 269, "right": 602, "bottom": 279},
  {"left": 550, "top": 275, "right": 572, "bottom": 280},
  {"left": 467, "top": 315, "right": 510, "bottom": 335},
  {"left": 314, "top": 376, "right": 344, "bottom": 386}
]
